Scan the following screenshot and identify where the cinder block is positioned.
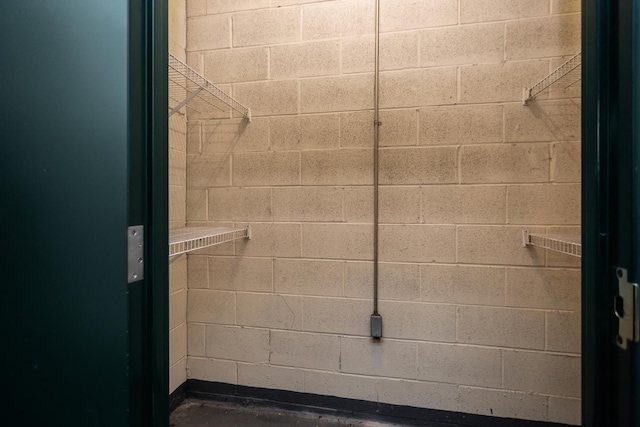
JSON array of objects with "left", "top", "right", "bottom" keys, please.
[
  {"left": 551, "top": 142, "right": 581, "bottom": 183},
  {"left": 460, "top": 0, "right": 549, "bottom": 24},
  {"left": 170, "top": 128, "right": 187, "bottom": 153},
  {"left": 169, "top": 186, "right": 186, "bottom": 224},
  {"left": 341, "top": 337, "right": 418, "bottom": 379},
  {"left": 460, "top": 61, "right": 549, "bottom": 103},
  {"left": 547, "top": 311, "right": 581, "bottom": 353},
  {"left": 236, "top": 293, "right": 303, "bottom": 330},
  {"left": 170, "top": 149, "right": 186, "bottom": 187},
  {"left": 235, "top": 223, "right": 302, "bottom": 258},
  {"left": 304, "top": 371, "right": 378, "bottom": 402},
  {"left": 460, "top": 144, "right": 549, "bottom": 184},
  {"left": 201, "top": 118, "right": 269, "bottom": 153},
  {"left": 344, "top": 186, "right": 374, "bottom": 223},
  {"left": 187, "top": 323, "right": 206, "bottom": 357},
  {"left": 187, "top": 255, "right": 208, "bottom": 289},
  {"left": 506, "top": 268, "right": 581, "bottom": 311},
  {"left": 457, "top": 306, "right": 545, "bottom": 350},
  {"left": 419, "top": 104, "right": 503, "bottom": 146},
  {"left": 187, "top": 357, "right": 237, "bottom": 384},
  {"left": 232, "top": 80, "right": 299, "bottom": 116},
  {"left": 187, "top": 121, "right": 201, "bottom": 154},
  {"left": 379, "top": 225, "right": 456, "bottom": 263},
  {"left": 379, "top": 187, "right": 421, "bottom": 224},
  {"left": 187, "top": 0, "right": 206, "bottom": 17},
  {"left": 207, "top": 0, "right": 269, "bottom": 14},
  {"left": 507, "top": 15, "right": 581, "bottom": 60},
  {"left": 548, "top": 397, "right": 581, "bottom": 425},
  {"left": 187, "top": 289, "right": 235, "bottom": 324},
  {"left": 203, "top": 47, "right": 268, "bottom": 83},
  {"left": 302, "top": 149, "right": 372, "bottom": 186},
  {"left": 552, "top": 0, "right": 581, "bottom": 13},
  {"left": 422, "top": 186, "right": 506, "bottom": 224},
  {"left": 170, "top": 289, "right": 187, "bottom": 329},
  {"left": 504, "top": 350, "right": 581, "bottom": 397},
  {"left": 303, "top": 297, "right": 371, "bottom": 335},
  {"left": 187, "top": 153, "right": 231, "bottom": 188},
  {"left": 507, "top": 184, "right": 581, "bottom": 225},
  {"left": 187, "top": 189, "right": 207, "bottom": 221},
  {"left": 270, "top": 331, "right": 340, "bottom": 371},
  {"left": 458, "top": 387, "right": 548, "bottom": 422},
  {"left": 271, "top": 40, "right": 340, "bottom": 79},
  {"left": 417, "top": 343, "right": 502, "bottom": 387},
  {"left": 273, "top": 187, "right": 343, "bottom": 222},
  {"left": 379, "top": 109, "right": 418, "bottom": 147},
  {"left": 238, "top": 363, "right": 304, "bottom": 392},
  {"left": 205, "top": 325, "right": 269, "bottom": 362},
  {"left": 170, "top": 323, "right": 187, "bottom": 366},
  {"left": 232, "top": 151, "right": 300, "bottom": 186},
  {"left": 302, "top": 0, "right": 374, "bottom": 40},
  {"left": 379, "top": 147, "right": 458, "bottom": 185},
  {"left": 421, "top": 265, "right": 506, "bottom": 306},
  {"left": 170, "top": 256, "right": 188, "bottom": 293},
  {"left": 340, "top": 111, "right": 374, "bottom": 148},
  {"left": 378, "top": 378, "right": 459, "bottom": 412},
  {"left": 208, "top": 187, "right": 271, "bottom": 221},
  {"left": 380, "top": 68, "right": 457, "bottom": 108},
  {"left": 170, "top": 358, "right": 187, "bottom": 393},
  {"left": 302, "top": 224, "right": 373, "bottom": 261},
  {"left": 505, "top": 100, "right": 581, "bottom": 142},
  {"left": 208, "top": 257, "right": 273, "bottom": 292},
  {"left": 187, "top": 14, "right": 230, "bottom": 51},
  {"left": 270, "top": 114, "right": 340, "bottom": 151},
  {"left": 274, "top": 259, "right": 344, "bottom": 296},
  {"left": 379, "top": 301, "right": 456, "bottom": 342},
  {"left": 342, "top": 33, "right": 419, "bottom": 74},
  {"left": 457, "top": 226, "right": 545, "bottom": 266},
  {"left": 380, "top": 0, "right": 457, "bottom": 32},
  {"left": 232, "top": 7, "right": 301, "bottom": 47},
  {"left": 420, "top": 23, "right": 504, "bottom": 67},
  {"left": 301, "top": 74, "right": 374, "bottom": 113},
  {"left": 378, "top": 263, "right": 420, "bottom": 300},
  {"left": 344, "top": 261, "right": 374, "bottom": 299}
]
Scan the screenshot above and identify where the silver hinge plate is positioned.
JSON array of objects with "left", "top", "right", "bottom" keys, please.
[
  {"left": 615, "top": 267, "right": 639, "bottom": 349},
  {"left": 128, "top": 226, "right": 144, "bottom": 284}
]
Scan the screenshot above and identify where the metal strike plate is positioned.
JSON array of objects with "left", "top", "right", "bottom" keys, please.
[
  {"left": 615, "top": 267, "right": 639, "bottom": 349},
  {"left": 128, "top": 226, "right": 144, "bottom": 284}
]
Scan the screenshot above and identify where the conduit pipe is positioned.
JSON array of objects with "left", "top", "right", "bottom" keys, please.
[{"left": 370, "top": 0, "right": 382, "bottom": 339}]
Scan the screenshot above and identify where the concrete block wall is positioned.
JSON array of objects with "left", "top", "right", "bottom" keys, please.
[
  {"left": 169, "top": 0, "right": 188, "bottom": 394},
  {"left": 183, "top": 0, "right": 581, "bottom": 424}
]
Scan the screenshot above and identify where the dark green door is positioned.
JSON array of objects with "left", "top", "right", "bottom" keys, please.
[
  {"left": 582, "top": 0, "right": 640, "bottom": 425},
  {"left": 0, "top": 1, "right": 168, "bottom": 426}
]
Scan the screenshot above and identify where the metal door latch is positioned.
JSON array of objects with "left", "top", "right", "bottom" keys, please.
[
  {"left": 128, "top": 226, "right": 144, "bottom": 284},
  {"left": 615, "top": 267, "right": 639, "bottom": 349}
]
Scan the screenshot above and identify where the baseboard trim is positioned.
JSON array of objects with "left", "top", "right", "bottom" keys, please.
[
  {"left": 182, "top": 379, "right": 573, "bottom": 427},
  {"left": 169, "top": 382, "right": 186, "bottom": 413}
]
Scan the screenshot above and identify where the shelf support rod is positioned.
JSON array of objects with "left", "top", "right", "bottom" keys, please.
[{"left": 169, "top": 87, "right": 204, "bottom": 117}]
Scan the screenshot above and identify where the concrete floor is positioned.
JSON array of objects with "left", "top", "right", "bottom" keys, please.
[{"left": 170, "top": 399, "right": 408, "bottom": 427}]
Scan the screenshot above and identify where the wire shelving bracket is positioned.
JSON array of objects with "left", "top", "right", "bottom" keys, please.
[
  {"left": 522, "top": 230, "right": 581, "bottom": 258},
  {"left": 169, "top": 226, "right": 251, "bottom": 264},
  {"left": 168, "top": 53, "right": 251, "bottom": 121},
  {"left": 522, "top": 52, "right": 581, "bottom": 105}
]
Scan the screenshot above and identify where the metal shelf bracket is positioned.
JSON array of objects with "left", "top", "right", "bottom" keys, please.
[
  {"left": 168, "top": 53, "right": 251, "bottom": 121},
  {"left": 168, "top": 226, "right": 251, "bottom": 264},
  {"left": 522, "top": 52, "right": 582, "bottom": 105},
  {"left": 522, "top": 230, "right": 582, "bottom": 258}
]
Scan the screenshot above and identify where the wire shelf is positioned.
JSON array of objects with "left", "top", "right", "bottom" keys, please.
[
  {"left": 169, "top": 226, "right": 251, "bottom": 260},
  {"left": 523, "top": 52, "right": 581, "bottom": 105},
  {"left": 523, "top": 230, "right": 581, "bottom": 258},
  {"left": 168, "top": 53, "right": 251, "bottom": 121}
]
